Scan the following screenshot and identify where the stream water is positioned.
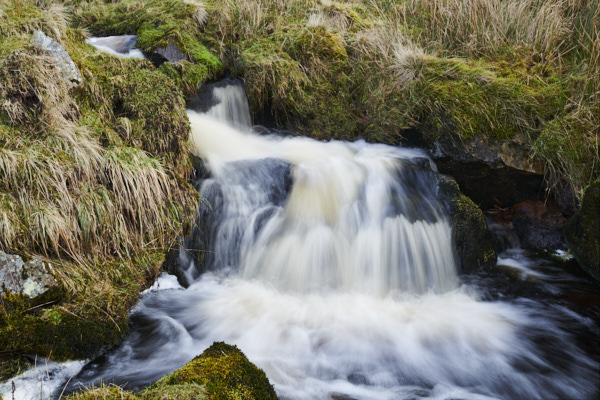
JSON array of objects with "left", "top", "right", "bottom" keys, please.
[{"left": 3, "top": 80, "right": 598, "bottom": 400}]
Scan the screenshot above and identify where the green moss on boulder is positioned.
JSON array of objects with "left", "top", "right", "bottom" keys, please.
[
  {"left": 437, "top": 175, "right": 497, "bottom": 273},
  {"left": 66, "top": 342, "right": 274, "bottom": 400},
  {"left": 157, "top": 342, "right": 277, "bottom": 400},
  {"left": 565, "top": 180, "right": 600, "bottom": 281}
]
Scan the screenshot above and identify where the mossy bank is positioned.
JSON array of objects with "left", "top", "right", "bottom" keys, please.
[{"left": 0, "top": 0, "right": 205, "bottom": 379}]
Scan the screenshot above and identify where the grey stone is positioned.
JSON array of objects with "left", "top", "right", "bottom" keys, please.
[
  {"left": 156, "top": 38, "right": 187, "bottom": 63},
  {"left": 32, "top": 30, "right": 82, "bottom": 86},
  {"left": 0, "top": 251, "right": 57, "bottom": 298}
]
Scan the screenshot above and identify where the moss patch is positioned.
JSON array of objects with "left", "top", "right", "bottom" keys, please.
[
  {"left": 565, "top": 180, "right": 600, "bottom": 281},
  {"left": 156, "top": 342, "right": 277, "bottom": 400},
  {"left": 437, "top": 175, "right": 497, "bottom": 272},
  {"left": 66, "top": 342, "right": 275, "bottom": 400},
  {"left": 74, "top": 0, "right": 223, "bottom": 94}
]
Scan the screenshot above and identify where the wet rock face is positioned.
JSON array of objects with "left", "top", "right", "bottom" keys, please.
[
  {"left": 32, "top": 30, "right": 82, "bottom": 86},
  {"left": 436, "top": 175, "right": 498, "bottom": 273},
  {"left": 511, "top": 199, "right": 566, "bottom": 250},
  {"left": 434, "top": 158, "right": 545, "bottom": 211},
  {"left": 0, "top": 251, "right": 57, "bottom": 298},
  {"left": 565, "top": 181, "right": 600, "bottom": 281}
]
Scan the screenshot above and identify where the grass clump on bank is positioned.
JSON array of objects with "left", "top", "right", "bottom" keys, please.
[
  {"left": 195, "top": 0, "right": 598, "bottom": 199},
  {"left": 0, "top": 0, "right": 198, "bottom": 379}
]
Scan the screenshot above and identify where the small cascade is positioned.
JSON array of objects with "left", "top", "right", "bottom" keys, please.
[
  {"left": 52, "top": 80, "right": 599, "bottom": 400},
  {"left": 86, "top": 35, "right": 145, "bottom": 59}
]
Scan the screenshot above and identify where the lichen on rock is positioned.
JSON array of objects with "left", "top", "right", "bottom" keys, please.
[
  {"left": 32, "top": 30, "right": 82, "bottom": 87},
  {"left": 0, "top": 251, "right": 57, "bottom": 298}
]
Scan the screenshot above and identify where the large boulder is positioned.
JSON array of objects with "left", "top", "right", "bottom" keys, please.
[
  {"left": 565, "top": 180, "right": 600, "bottom": 281},
  {"left": 156, "top": 342, "right": 277, "bottom": 400}
]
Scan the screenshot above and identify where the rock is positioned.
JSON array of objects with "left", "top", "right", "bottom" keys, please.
[
  {"left": 511, "top": 199, "right": 565, "bottom": 249},
  {"left": 401, "top": 126, "right": 550, "bottom": 210},
  {"left": 156, "top": 38, "right": 187, "bottom": 63},
  {"left": 0, "top": 251, "right": 57, "bottom": 298},
  {"left": 32, "top": 30, "right": 82, "bottom": 86},
  {"left": 155, "top": 342, "right": 277, "bottom": 400},
  {"left": 565, "top": 180, "right": 600, "bottom": 281},
  {"left": 436, "top": 175, "right": 497, "bottom": 273}
]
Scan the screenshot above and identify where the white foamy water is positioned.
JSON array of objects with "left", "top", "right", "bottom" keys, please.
[
  {"left": 50, "top": 80, "right": 599, "bottom": 399},
  {"left": 86, "top": 35, "right": 145, "bottom": 59},
  {"left": 0, "top": 360, "right": 85, "bottom": 400}
]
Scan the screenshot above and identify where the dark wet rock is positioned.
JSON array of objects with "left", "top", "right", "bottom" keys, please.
[
  {"left": 436, "top": 175, "right": 497, "bottom": 273},
  {"left": 433, "top": 158, "right": 545, "bottom": 210},
  {"left": 511, "top": 199, "right": 566, "bottom": 250},
  {"left": 0, "top": 251, "right": 57, "bottom": 298},
  {"left": 565, "top": 180, "right": 600, "bottom": 281},
  {"left": 32, "top": 30, "right": 82, "bottom": 86}
]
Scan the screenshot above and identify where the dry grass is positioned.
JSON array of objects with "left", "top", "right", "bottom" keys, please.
[{"left": 0, "top": 4, "right": 197, "bottom": 265}]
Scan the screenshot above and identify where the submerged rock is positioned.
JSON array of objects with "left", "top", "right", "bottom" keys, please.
[
  {"left": 511, "top": 199, "right": 566, "bottom": 250},
  {"left": 0, "top": 251, "right": 57, "bottom": 298},
  {"left": 32, "top": 30, "right": 82, "bottom": 86},
  {"left": 565, "top": 180, "right": 600, "bottom": 281}
]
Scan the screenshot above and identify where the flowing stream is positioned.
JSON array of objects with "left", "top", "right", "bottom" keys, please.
[{"left": 4, "top": 80, "right": 597, "bottom": 400}]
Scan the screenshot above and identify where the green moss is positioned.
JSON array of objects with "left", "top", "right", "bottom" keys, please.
[
  {"left": 76, "top": 0, "right": 223, "bottom": 93},
  {"left": 437, "top": 175, "right": 497, "bottom": 272},
  {"left": 156, "top": 342, "right": 277, "bottom": 400},
  {"left": 565, "top": 180, "right": 600, "bottom": 281},
  {"left": 416, "top": 57, "right": 567, "bottom": 141},
  {"left": 237, "top": 39, "right": 307, "bottom": 125},
  {"left": 138, "top": 383, "right": 207, "bottom": 400}
]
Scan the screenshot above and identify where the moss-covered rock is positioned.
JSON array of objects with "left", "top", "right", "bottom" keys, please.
[
  {"left": 157, "top": 342, "right": 277, "bottom": 400},
  {"left": 75, "top": 0, "right": 223, "bottom": 94},
  {"left": 66, "top": 342, "right": 275, "bottom": 400},
  {"left": 565, "top": 180, "right": 600, "bottom": 281},
  {"left": 437, "top": 175, "right": 497, "bottom": 273}
]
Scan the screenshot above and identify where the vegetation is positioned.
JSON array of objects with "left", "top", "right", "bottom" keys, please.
[
  {"left": 565, "top": 180, "right": 600, "bottom": 281},
  {"left": 0, "top": 0, "right": 598, "bottom": 390},
  {"left": 0, "top": 0, "right": 199, "bottom": 379},
  {"left": 65, "top": 342, "right": 276, "bottom": 400},
  {"left": 197, "top": 0, "right": 597, "bottom": 199}
]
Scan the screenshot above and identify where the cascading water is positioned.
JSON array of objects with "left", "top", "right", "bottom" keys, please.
[{"left": 51, "top": 80, "right": 599, "bottom": 400}]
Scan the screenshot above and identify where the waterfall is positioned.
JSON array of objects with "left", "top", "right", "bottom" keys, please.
[
  {"left": 184, "top": 104, "right": 457, "bottom": 294},
  {"left": 51, "top": 80, "right": 599, "bottom": 400}
]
